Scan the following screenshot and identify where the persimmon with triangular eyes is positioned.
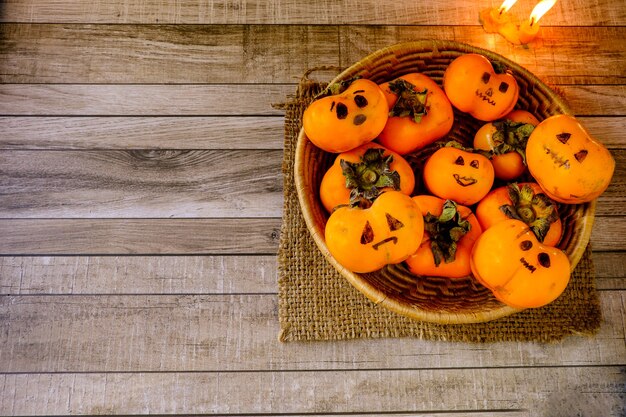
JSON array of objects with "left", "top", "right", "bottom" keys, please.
[
  {"left": 325, "top": 191, "right": 424, "bottom": 273},
  {"left": 525, "top": 114, "right": 615, "bottom": 204}
]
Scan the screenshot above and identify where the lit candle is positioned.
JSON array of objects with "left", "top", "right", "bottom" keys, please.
[
  {"left": 480, "top": 0, "right": 518, "bottom": 32},
  {"left": 491, "top": 0, "right": 519, "bottom": 23},
  {"left": 518, "top": 0, "right": 557, "bottom": 44}
]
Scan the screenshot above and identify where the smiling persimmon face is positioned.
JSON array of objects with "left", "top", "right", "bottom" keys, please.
[{"left": 422, "top": 146, "right": 495, "bottom": 206}]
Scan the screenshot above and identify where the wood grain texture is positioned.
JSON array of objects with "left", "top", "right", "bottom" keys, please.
[
  {"left": 1, "top": 253, "right": 623, "bottom": 295},
  {"left": 0, "top": 293, "right": 624, "bottom": 373},
  {"left": 0, "top": 84, "right": 292, "bottom": 115},
  {"left": 1, "top": 0, "right": 624, "bottom": 25},
  {"left": 0, "top": 149, "right": 622, "bottom": 218},
  {"left": 0, "top": 116, "right": 284, "bottom": 149},
  {"left": 0, "top": 256, "right": 279, "bottom": 295},
  {"left": 0, "top": 84, "right": 623, "bottom": 117},
  {"left": 0, "top": 367, "right": 623, "bottom": 415},
  {"left": 0, "top": 150, "right": 283, "bottom": 218},
  {"left": 0, "top": 217, "right": 626, "bottom": 255},
  {"left": 0, "top": 217, "right": 623, "bottom": 254},
  {"left": 0, "top": 24, "right": 340, "bottom": 83},
  {"left": 0, "top": 116, "right": 621, "bottom": 150},
  {"left": 1, "top": 24, "right": 624, "bottom": 84},
  {"left": 0, "top": 219, "right": 281, "bottom": 254},
  {"left": 339, "top": 26, "right": 626, "bottom": 85}
]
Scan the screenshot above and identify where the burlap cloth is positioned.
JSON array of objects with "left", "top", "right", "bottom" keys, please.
[{"left": 277, "top": 77, "right": 602, "bottom": 343}]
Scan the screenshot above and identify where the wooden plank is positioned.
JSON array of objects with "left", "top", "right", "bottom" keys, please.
[
  {"left": 0, "top": 293, "right": 624, "bottom": 374},
  {"left": 339, "top": 26, "right": 626, "bottom": 85},
  {"left": 0, "top": 256, "right": 279, "bottom": 295},
  {"left": 0, "top": 148, "right": 623, "bottom": 218},
  {"left": 0, "top": 150, "right": 283, "bottom": 218},
  {"left": 1, "top": 0, "right": 624, "bottom": 25},
  {"left": 0, "top": 216, "right": 623, "bottom": 254},
  {"left": 1, "top": 25, "right": 625, "bottom": 84},
  {"left": 1, "top": 253, "right": 622, "bottom": 295},
  {"left": 0, "top": 132, "right": 619, "bottom": 224},
  {"left": 0, "top": 116, "right": 284, "bottom": 150},
  {"left": 0, "top": 24, "right": 340, "bottom": 83},
  {"left": 0, "top": 367, "right": 623, "bottom": 415},
  {"left": 0, "top": 84, "right": 293, "bottom": 116},
  {"left": 0, "top": 84, "right": 622, "bottom": 117},
  {"left": 0, "top": 219, "right": 281, "bottom": 255},
  {"left": 0, "top": 116, "right": 621, "bottom": 150}
]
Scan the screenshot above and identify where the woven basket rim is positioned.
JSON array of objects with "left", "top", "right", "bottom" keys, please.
[{"left": 294, "top": 39, "right": 595, "bottom": 324}]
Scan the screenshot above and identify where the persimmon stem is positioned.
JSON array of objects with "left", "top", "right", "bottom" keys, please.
[{"left": 340, "top": 148, "right": 401, "bottom": 206}]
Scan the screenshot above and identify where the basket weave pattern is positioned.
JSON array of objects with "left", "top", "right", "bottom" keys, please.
[{"left": 294, "top": 40, "right": 596, "bottom": 324}]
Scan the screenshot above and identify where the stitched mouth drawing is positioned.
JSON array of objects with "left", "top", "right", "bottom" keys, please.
[
  {"left": 475, "top": 89, "right": 496, "bottom": 106},
  {"left": 453, "top": 174, "right": 478, "bottom": 187}
]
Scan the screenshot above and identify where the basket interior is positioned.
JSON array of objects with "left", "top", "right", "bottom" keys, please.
[{"left": 295, "top": 40, "right": 595, "bottom": 323}]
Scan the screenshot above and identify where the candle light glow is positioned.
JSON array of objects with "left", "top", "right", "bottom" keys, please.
[{"left": 480, "top": 0, "right": 558, "bottom": 45}]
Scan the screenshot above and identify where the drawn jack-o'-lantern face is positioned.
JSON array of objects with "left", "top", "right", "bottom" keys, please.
[
  {"left": 470, "top": 219, "right": 571, "bottom": 309},
  {"left": 303, "top": 78, "right": 389, "bottom": 153},
  {"left": 325, "top": 191, "right": 424, "bottom": 273},
  {"left": 526, "top": 114, "right": 615, "bottom": 204},
  {"left": 443, "top": 53, "right": 520, "bottom": 121},
  {"left": 423, "top": 146, "right": 495, "bottom": 206}
]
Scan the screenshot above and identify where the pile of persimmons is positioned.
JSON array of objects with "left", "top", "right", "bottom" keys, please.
[{"left": 302, "top": 53, "right": 615, "bottom": 309}]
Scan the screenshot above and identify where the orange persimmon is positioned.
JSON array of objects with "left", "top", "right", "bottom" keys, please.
[
  {"left": 526, "top": 114, "right": 615, "bottom": 204},
  {"left": 422, "top": 145, "right": 495, "bottom": 206},
  {"left": 405, "top": 195, "right": 482, "bottom": 279},
  {"left": 325, "top": 191, "right": 424, "bottom": 273},
  {"left": 303, "top": 78, "right": 388, "bottom": 153},
  {"left": 473, "top": 109, "right": 539, "bottom": 181},
  {"left": 443, "top": 53, "right": 519, "bottom": 121},
  {"left": 470, "top": 219, "right": 571, "bottom": 308},
  {"left": 319, "top": 143, "right": 415, "bottom": 213},
  {"left": 377, "top": 73, "right": 454, "bottom": 154},
  {"left": 475, "top": 183, "right": 562, "bottom": 246}
]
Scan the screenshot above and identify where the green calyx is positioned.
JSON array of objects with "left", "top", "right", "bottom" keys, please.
[
  {"left": 424, "top": 200, "right": 472, "bottom": 267},
  {"left": 499, "top": 183, "right": 559, "bottom": 242},
  {"left": 490, "top": 120, "right": 535, "bottom": 165},
  {"left": 387, "top": 79, "right": 428, "bottom": 123},
  {"left": 340, "top": 148, "right": 401, "bottom": 207}
]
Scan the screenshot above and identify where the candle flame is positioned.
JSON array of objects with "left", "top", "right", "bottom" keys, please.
[
  {"left": 498, "top": 0, "right": 518, "bottom": 14},
  {"left": 529, "top": 0, "right": 557, "bottom": 25}
]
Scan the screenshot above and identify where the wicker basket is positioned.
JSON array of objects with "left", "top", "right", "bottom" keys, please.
[{"left": 294, "top": 40, "right": 596, "bottom": 324}]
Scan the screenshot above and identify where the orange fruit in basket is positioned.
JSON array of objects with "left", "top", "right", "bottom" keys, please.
[{"left": 302, "top": 79, "right": 388, "bottom": 153}]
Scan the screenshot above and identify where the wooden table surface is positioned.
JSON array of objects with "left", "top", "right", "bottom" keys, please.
[{"left": 1, "top": 1, "right": 625, "bottom": 416}]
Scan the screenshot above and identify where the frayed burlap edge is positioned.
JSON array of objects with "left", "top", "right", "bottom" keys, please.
[{"left": 277, "top": 74, "right": 602, "bottom": 343}]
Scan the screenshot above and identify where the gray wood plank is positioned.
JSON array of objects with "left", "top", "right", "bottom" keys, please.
[
  {"left": 0, "top": 116, "right": 620, "bottom": 150},
  {"left": 0, "top": 84, "right": 622, "bottom": 116},
  {"left": 0, "top": 217, "right": 623, "bottom": 254},
  {"left": 0, "top": 293, "right": 624, "bottom": 373},
  {"left": 0, "top": 116, "right": 284, "bottom": 150},
  {"left": 1, "top": 0, "right": 623, "bottom": 25},
  {"left": 0, "top": 149, "right": 283, "bottom": 218},
  {"left": 0, "top": 25, "right": 624, "bottom": 84},
  {"left": 0, "top": 219, "right": 281, "bottom": 254},
  {"left": 0, "top": 24, "right": 340, "bottom": 83},
  {"left": 0, "top": 149, "right": 623, "bottom": 218},
  {"left": 0, "top": 367, "right": 623, "bottom": 415},
  {"left": 0, "top": 255, "right": 279, "bottom": 295},
  {"left": 339, "top": 26, "right": 626, "bottom": 85},
  {"left": 0, "top": 84, "right": 293, "bottom": 115},
  {"left": 1, "top": 253, "right": 623, "bottom": 295}
]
